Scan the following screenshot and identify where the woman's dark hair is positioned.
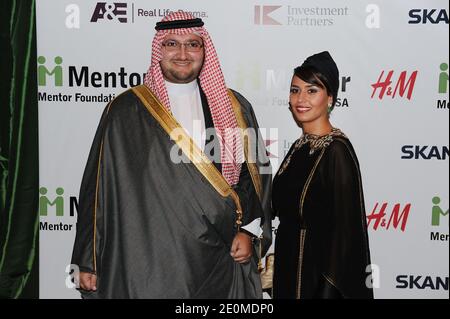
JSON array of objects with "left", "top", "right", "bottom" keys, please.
[{"left": 293, "top": 65, "right": 337, "bottom": 111}]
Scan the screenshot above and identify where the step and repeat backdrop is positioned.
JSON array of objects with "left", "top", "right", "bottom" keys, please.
[{"left": 37, "top": 0, "right": 449, "bottom": 299}]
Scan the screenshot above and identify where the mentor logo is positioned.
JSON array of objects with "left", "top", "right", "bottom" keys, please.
[
  {"left": 408, "top": 9, "right": 449, "bottom": 24},
  {"left": 430, "top": 196, "right": 449, "bottom": 242},
  {"left": 38, "top": 56, "right": 63, "bottom": 87},
  {"left": 371, "top": 70, "right": 418, "bottom": 100},
  {"left": 39, "top": 187, "right": 78, "bottom": 217},
  {"left": 91, "top": 2, "right": 128, "bottom": 23},
  {"left": 432, "top": 196, "right": 449, "bottom": 227},
  {"left": 254, "top": 5, "right": 282, "bottom": 25},
  {"left": 439, "top": 63, "right": 449, "bottom": 93},
  {"left": 438, "top": 63, "right": 449, "bottom": 109},
  {"left": 39, "top": 187, "right": 77, "bottom": 232},
  {"left": 367, "top": 202, "right": 411, "bottom": 232},
  {"left": 37, "top": 55, "right": 145, "bottom": 90}
]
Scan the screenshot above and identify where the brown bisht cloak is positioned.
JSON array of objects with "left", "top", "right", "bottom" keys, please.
[{"left": 71, "top": 85, "right": 272, "bottom": 298}]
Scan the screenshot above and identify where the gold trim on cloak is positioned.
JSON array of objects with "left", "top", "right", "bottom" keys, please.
[
  {"left": 227, "top": 90, "right": 263, "bottom": 200},
  {"left": 131, "top": 85, "right": 249, "bottom": 229},
  {"left": 92, "top": 102, "right": 114, "bottom": 273}
]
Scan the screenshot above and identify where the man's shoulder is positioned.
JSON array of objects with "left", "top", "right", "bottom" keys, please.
[
  {"left": 105, "top": 86, "right": 143, "bottom": 116},
  {"left": 110, "top": 87, "right": 139, "bottom": 106},
  {"left": 229, "top": 88, "right": 249, "bottom": 104},
  {"left": 228, "top": 88, "right": 254, "bottom": 115}
]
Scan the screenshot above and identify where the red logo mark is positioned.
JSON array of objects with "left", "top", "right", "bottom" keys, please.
[
  {"left": 367, "top": 202, "right": 411, "bottom": 232},
  {"left": 371, "top": 70, "right": 418, "bottom": 100}
]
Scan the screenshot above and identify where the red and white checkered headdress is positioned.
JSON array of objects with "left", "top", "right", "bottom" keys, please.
[{"left": 144, "top": 11, "right": 242, "bottom": 186}]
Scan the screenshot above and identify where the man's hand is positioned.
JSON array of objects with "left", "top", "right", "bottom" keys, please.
[
  {"left": 230, "top": 232, "right": 253, "bottom": 263},
  {"left": 79, "top": 272, "right": 97, "bottom": 291}
]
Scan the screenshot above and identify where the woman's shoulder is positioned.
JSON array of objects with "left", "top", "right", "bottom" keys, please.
[
  {"left": 326, "top": 130, "right": 359, "bottom": 162},
  {"left": 329, "top": 135, "right": 352, "bottom": 151}
]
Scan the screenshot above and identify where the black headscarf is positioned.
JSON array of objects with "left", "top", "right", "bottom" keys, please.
[{"left": 299, "top": 51, "right": 339, "bottom": 105}]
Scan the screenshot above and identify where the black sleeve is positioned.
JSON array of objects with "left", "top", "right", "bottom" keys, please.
[
  {"left": 313, "top": 275, "right": 343, "bottom": 299},
  {"left": 233, "top": 160, "right": 263, "bottom": 234},
  {"left": 230, "top": 89, "right": 273, "bottom": 256},
  {"left": 70, "top": 103, "right": 111, "bottom": 274},
  {"left": 324, "top": 139, "right": 373, "bottom": 298}
]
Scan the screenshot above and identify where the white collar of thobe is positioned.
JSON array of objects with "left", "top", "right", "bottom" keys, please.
[
  {"left": 164, "top": 79, "right": 205, "bottom": 151},
  {"left": 165, "top": 79, "right": 199, "bottom": 97}
]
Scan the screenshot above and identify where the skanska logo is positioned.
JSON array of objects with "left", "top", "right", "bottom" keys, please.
[
  {"left": 408, "top": 9, "right": 449, "bottom": 24},
  {"left": 396, "top": 275, "right": 448, "bottom": 290},
  {"left": 401, "top": 145, "right": 449, "bottom": 160}
]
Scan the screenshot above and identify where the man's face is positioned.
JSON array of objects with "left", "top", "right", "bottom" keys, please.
[{"left": 160, "top": 33, "right": 205, "bottom": 84}]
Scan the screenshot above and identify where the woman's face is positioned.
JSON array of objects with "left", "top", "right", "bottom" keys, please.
[{"left": 289, "top": 75, "right": 332, "bottom": 126}]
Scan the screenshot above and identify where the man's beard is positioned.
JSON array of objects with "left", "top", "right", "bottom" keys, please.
[
  {"left": 162, "top": 61, "right": 201, "bottom": 84},
  {"left": 165, "top": 69, "right": 197, "bottom": 83}
]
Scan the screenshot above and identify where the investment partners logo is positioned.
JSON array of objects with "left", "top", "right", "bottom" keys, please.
[
  {"left": 254, "top": 6, "right": 282, "bottom": 25},
  {"left": 254, "top": 5, "right": 350, "bottom": 27}
]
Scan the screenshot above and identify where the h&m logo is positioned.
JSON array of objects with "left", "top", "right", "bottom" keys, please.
[
  {"left": 367, "top": 202, "right": 411, "bottom": 232},
  {"left": 91, "top": 2, "right": 128, "bottom": 23},
  {"left": 371, "top": 70, "right": 418, "bottom": 100}
]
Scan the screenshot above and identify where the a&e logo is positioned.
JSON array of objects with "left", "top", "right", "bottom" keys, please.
[{"left": 91, "top": 2, "right": 128, "bottom": 23}]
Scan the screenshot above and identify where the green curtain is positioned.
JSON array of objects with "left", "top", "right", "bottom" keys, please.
[{"left": 0, "top": 0, "right": 39, "bottom": 298}]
